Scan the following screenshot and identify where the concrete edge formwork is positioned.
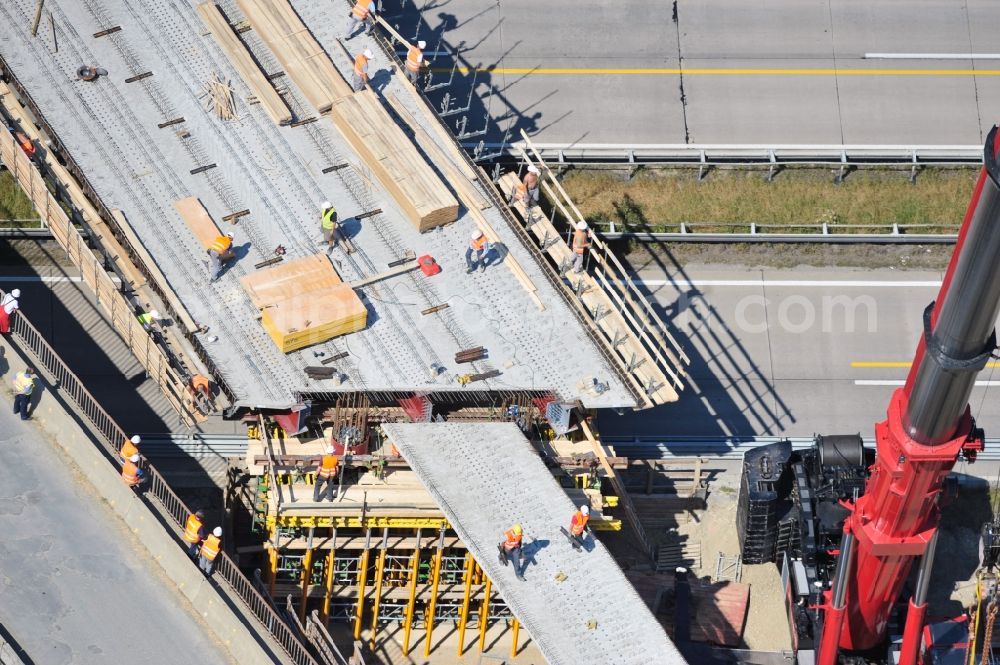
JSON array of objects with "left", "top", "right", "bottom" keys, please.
[{"left": 0, "top": 333, "right": 294, "bottom": 665}]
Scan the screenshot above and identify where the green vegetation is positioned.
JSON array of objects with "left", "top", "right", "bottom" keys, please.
[
  {"left": 561, "top": 167, "right": 977, "bottom": 235},
  {"left": 0, "top": 169, "right": 39, "bottom": 225}
]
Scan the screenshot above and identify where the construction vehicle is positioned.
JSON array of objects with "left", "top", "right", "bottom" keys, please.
[{"left": 737, "top": 127, "right": 1000, "bottom": 664}]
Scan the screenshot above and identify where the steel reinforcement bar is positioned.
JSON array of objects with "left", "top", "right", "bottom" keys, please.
[{"left": 2, "top": 299, "right": 320, "bottom": 665}]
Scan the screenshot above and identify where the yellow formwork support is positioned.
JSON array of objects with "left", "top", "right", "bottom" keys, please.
[
  {"left": 322, "top": 545, "right": 335, "bottom": 623},
  {"left": 456, "top": 553, "right": 474, "bottom": 657},
  {"left": 353, "top": 546, "right": 371, "bottom": 639},
  {"left": 478, "top": 577, "right": 492, "bottom": 653},
  {"left": 423, "top": 544, "right": 445, "bottom": 657},
  {"left": 267, "top": 514, "right": 450, "bottom": 530},
  {"left": 267, "top": 546, "right": 278, "bottom": 597},
  {"left": 511, "top": 618, "right": 520, "bottom": 659},
  {"left": 401, "top": 543, "right": 421, "bottom": 656},
  {"left": 368, "top": 546, "right": 388, "bottom": 650},
  {"left": 299, "top": 547, "right": 313, "bottom": 624}
]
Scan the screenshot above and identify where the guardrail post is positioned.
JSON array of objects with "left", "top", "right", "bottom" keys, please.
[
  {"left": 766, "top": 149, "right": 778, "bottom": 182},
  {"left": 910, "top": 149, "right": 920, "bottom": 184},
  {"left": 697, "top": 149, "right": 707, "bottom": 181}
]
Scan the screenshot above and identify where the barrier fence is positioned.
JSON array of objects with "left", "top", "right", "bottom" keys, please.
[{"left": 3, "top": 298, "right": 321, "bottom": 665}]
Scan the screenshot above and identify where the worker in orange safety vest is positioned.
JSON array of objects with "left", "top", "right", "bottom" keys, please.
[
  {"left": 183, "top": 510, "right": 206, "bottom": 558},
  {"left": 207, "top": 232, "right": 235, "bottom": 283},
  {"left": 351, "top": 49, "right": 374, "bottom": 92},
  {"left": 119, "top": 435, "right": 141, "bottom": 462},
  {"left": 571, "top": 221, "right": 590, "bottom": 274},
  {"left": 14, "top": 131, "right": 35, "bottom": 158},
  {"left": 344, "top": 0, "right": 377, "bottom": 39},
  {"left": 465, "top": 230, "right": 492, "bottom": 274},
  {"left": 199, "top": 527, "right": 222, "bottom": 576},
  {"left": 122, "top": 454, "right": 144, "bottom": 489},
  {"left": 568, "top": 504, "right": 590, "bottom": 550},
  {"left": 405, "top": 40, "right": 427, "bottom": 87},
  {"left": 313, "top": 446, "right": 340, "bottom": 502},
  {"left": 497, "top": 523, "right": 525, "bottom": 580}
]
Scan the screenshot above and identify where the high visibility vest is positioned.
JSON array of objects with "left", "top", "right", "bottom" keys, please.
[
  {"left": 13, "top": 371, "right": 34, "bottom": 396},
  {"left": 209, "top": 236, "right": 232, "bottom": 255},
  {"left": 191, "top": 374, "right": 210, "bottom": 394},
  {"left": 406, "top": 46, "right": 423, "bottom": 72},
  {"left": 120, "top": 439, "right": 138, "bottom": 461},
  {"left": 471, "top": 235, "right": 488, "bottom": 251},
  {"left": 122, "top": 460, "right": 141, "bottom": 486},
  {"left": 201, "top": 534, "right": 221, "bottom": 561},
  {"left": 322, "top": 207, "right": 338, "bottom": 230},
  {"left": 503, "top": 529, "right": 522, "bottom": 551},
  {"left": 15, "top": 132, "right": 34, "bottom": 156},
  {"left": 318, "top": 454, "right": 339, "bottom": 479},
  {"left": 351, "top": 1, "right": 372, "bottom": 20},
  {"left": 570, "top": 511, "right": 589, "bottom": 537},
  {"left": 183, "top": 515, "right": 204, "bottom": 544},
  {"left": 354, "top": 54, "right": 369, "bottom": 79},
  {"left": 572, "top": 229, "right": 588, "bottom": 254}
]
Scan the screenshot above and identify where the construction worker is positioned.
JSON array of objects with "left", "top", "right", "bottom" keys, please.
[
  {"left": 405, "top": 40, "right": 427, "bottom": 87},
  {"left": 183, "top": 510, "right": 206, "bottom": 558},
  {"left": 207, "top": 232, "right": 235, "bottom": 283},
  {"left": 119, "top": 435, "right": 141, "bottom": 462},
  {"left": 568, "top": 504, "right": 590, "bottom": 550},
  {"left": 14, "top": 130, "right": 35, "bottom": 158},
  {"left": 320, "top": 201, "right": 339, "bottom": 249},
  {"left": 136, "top": 309, "right": 160, "bottom": 331},
  {"left": 0, "top": 288, "right": 20, "bottom": 333},
  {"left": 352, "top": 49, "right": 374, "bottom": 92},
  {"left": 12, "top": 367, "right": 35, "bottom": 421},
  {"left": 199, "top": 526, "right": 222, "bottom": 576},
  {"left": 499, "top": 523, "right": 525, "bottom": 580},
  {"left": 313, "top": 446, "right": 340, "bottom": 502},
  {"left": 522, "top": 165, "right": 540, "bottom": 208},
  {"left": 122, "top": 454, "right": 144, "bottom": 488},
  {"left": 344, "top": 0, "right": 377, "bottom": 39},
  {"left": 571, "top": 221, "right": 590, "bottom": 274},
  {"left": 465, "top": 230, "right": 492, "bottom": 274}
]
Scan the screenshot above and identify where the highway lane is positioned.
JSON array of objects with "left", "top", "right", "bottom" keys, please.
[
  {"left": 598, "top": 264, "right": 1000, "bottom": 442},
  {"left": 0, "top": 405, "right": 232, "bottom": 664},
  {"left": 387, "top": 0, "right": 999, "bottom": 146}
]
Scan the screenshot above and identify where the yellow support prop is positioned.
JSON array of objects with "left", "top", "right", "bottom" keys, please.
[
  {"left": 267, "top": 546, "right": 278, "bottom": 597},
  {"left": 423, "top": 547, "right": 444, "bottom": 657},
  {"left": 353, "top": 547, "right": 371, "bottom": 640},
  {"left": 299, "top": 547, "right": 313, "bottom": 624},
  {"left": 322, "top": 547, "right": 335, "bottom": 623},
  {"left": 478, "top": 576, "right": 492, "bottom": 653},
  {"left": 368, "top": 548, "right": 388, "bottom": 650},
  {"left": 511, "top": 618, "right": 520, "bottom": 659},
  {"left": 456, "top": 553, "right": 475, "bottom": 656},
  {"left": 402, "top": 546, "right": 421, "bottom": 656}
]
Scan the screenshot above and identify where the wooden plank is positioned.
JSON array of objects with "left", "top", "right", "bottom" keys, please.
[
  {"left": 174, "top": 196, "right": 222, "bottom": 249},
  {"left": 240, "top": 253, "right": 342, "bottom": 309},
  {"left": 196, "top": 2, "right": 292, "bottom": 125}
]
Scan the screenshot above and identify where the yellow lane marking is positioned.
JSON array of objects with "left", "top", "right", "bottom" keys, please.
[
  {"left": 438, "top": 67, "right": 1000, "bottom": 76},
  {"left": 852, "top": 361, "right": 1000, "bottom": 368}
]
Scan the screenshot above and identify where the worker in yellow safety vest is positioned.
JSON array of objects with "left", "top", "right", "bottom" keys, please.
[
  {"left": 199, "top": 527, "right": 222, "bottom": 576},
  {"left": 313, "top": 446, "right": 340, "bottom": 502},
  {"left": 122, "top": 454, "right": 143, "bottom": 489},
  {"left": 183, "top": 510, "right": 206, "bottom": 558},
  {"left": 405, "top": 40, "right": 427, "bottom": 87},
  {"left": 498, "top": 524, "right": 525, "bottom": 580},
  {"left": 320, "top": 201, "right": 340, "bottom": 250},
  {"left": 465, "top": 230, "right": 492, "bottom": 274},
  {"left": 119, "top": 435, "right": 141, "bottom": 462},
  {"left": 207, "top": 232, "right": 235, "bottom": 283},
  {"left": 571, "top": 221, "right": 590, "bottom": 274},
  {"left": 344, "top": 0, "right": 377, "bottom": 40},
  {"left": 12, "top": 367, "right": 35, "bottom": 421},
  {"left": 351, "top": 49, "right": 374, "bottom": 92}
]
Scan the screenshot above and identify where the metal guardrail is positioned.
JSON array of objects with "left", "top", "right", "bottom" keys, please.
[
  {"left": 3, "top": 301, "right": 319, "bottom": 665},
  {"left": 603, "top": 225, "right": 959, "bottom": 244}
]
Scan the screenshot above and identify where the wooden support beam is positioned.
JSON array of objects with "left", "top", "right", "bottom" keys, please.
[
  {"left": 30, "top": 0, "right": 44, "bottom": 37},
  {"left": 221, "top": 209, "right": 250, "bottom": 222},
  {"left": 92, "top": 25, "right": 121, "bottom": 38},
  {"left": 124, "top": 71, "right": 153, "bottom": 83}
]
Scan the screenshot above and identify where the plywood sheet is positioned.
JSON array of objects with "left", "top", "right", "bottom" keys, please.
[
  {"left": 261, "top": 285, "right": 367, "bottom": 353},
  {"left": 174, "top": 196, "right": 221, "bottom": 250},
  {"left": 240, "top": 253, "right": 342, "bottom": 309}
]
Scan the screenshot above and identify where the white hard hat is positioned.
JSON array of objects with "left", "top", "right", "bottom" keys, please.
[
  {"left": 363, "top": 49, "right": 373, "bottom": 59},
  {"left": 213, "top": 527, "right": 223, "bottom": 537},
  {"left": 129, "top": 454, "right": 140, "bottom": 463},
  {"left": 149, "top": 310, "right": 160, "bottom": 320},
  {"left": 580, "top": 505, "right": 589, "bottom": 515},
  {"left": 226, "top": 232, "right": 234, "bottom": 239},
  {"left": 322, "top": 201, "right": 332, "bottom": 210},
  {"left": 417, "top": 40, "right": 426, "bottom": 49},
  {"left": 326, "top": 446, "right": 335, "bottom": 455},
  {"left": 575, "top": 221, "right": 588, "bottom": 231},
  {"left": 527, "top": 165, "right": 539, "bottom": 174},
  {"left": 471, "top": 230, "right": 484, "bottom": 240},
  {"left": 10, "top": 289, "right": 20, "bottom": 298},
  {"left": 131, "top": 435, "right": 141, "bottom": 444}
]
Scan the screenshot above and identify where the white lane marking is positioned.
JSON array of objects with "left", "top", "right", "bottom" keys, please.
[
  {"left": 865, "top": 53, "right": 1000, "bottom": 60},
  {"left": 634, "top": 279, "right": 941, "bottom": 288},
  {"left": 855, "top": 379, "right": 1000, "bottom": 387},
  {"left": 0, "top": 276, "right": 83, "bottom": 282}
]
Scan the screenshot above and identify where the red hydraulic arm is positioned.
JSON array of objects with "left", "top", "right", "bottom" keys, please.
[{"left": 818, "top": 128, "right": 1000, "bottom": 663}]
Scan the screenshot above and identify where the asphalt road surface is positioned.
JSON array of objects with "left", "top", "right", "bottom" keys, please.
[
  {"left": 386, "top": 0, "right": 1000, "bottom": 146},
  {"left": 0, "top": 404, "right": 230, "bottom": 664},
  {"left": 599, "top": 263, "right": 1000, "bottom": 442}
]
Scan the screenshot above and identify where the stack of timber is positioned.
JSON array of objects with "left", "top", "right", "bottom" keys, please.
[
  {"left": 329, "top": 90, "right": 458, "bottom": 231},
  {"left": 175, "top": 196, "right": 224, "bottom": 249},
  {"left": 196, "top": 2, "right": 292, "bottom": 125},
  {"left": 235, "top": 0, "right": 351, "bottom": 112},
  {"left": 240, "top": 254, "right": 367, "bottom": 353}
]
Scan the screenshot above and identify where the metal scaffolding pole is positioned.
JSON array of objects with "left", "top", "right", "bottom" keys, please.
[
  {"left": 478, "top": 577, "right": 492, "bottom": 653},
  {"left": 456, "top": 553, "right": 474, "bottom": 656},
  {"left": 322, "top": 528, "right": 337, "bottom": 622},
  {"left": 402, "top": 529, "right": 422, "bottom": 656},
  {"left": 423, "top": 529, "right": 446, "bottom": 657},
  {"left": 353, "top": 528, "right": 372, "bottom": 640},
  {"left": 299, "top": 527, "right": 315, "bottom": 624},
  {"left": 368, "top": 529, "right": 389, "bottom": 650}
]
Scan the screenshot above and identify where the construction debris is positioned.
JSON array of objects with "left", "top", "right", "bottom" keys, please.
[
  {"left": 200, "top": 73, "right": 237, "bottom": 121},
  {"left": 455, "top": 347, "right": 486, "bottom": 364}
]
